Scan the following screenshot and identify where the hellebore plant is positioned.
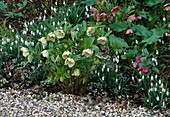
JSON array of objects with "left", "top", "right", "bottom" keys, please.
[{"left": 21, "top": 21, "right": 111, "bottom": 95}]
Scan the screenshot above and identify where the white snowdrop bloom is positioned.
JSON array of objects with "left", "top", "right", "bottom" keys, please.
[
  {"left": 113, "top": 58, "right": 116, "bottom": 62},
  {"left": 87, "top": 14, "right": 89, "bottom": 18},
  {"left": 116, "top": 51, "right": 118, "bottom": 55},
  {"left": 55, "top": 2, "right": 57, "bottom": 5},
  {"left": 162, "top": 41, "right": 164, "bottom": 44},
  {"left": 64, "top": 18, "right": 66, "bottom": 21},
  {"left": 44, "top": 10, "right": 47, "bottom": 14},
  {"left": 86, "top": 6, "right": 88, "bottom": 11},
  {"left": 151, "top": 82, "right": 153, "bottom": 87},
  {"left": 135, "top": 40, "right": 138, "bottom": 44},
  {"left": 162, "top": 88, "right": 165, "bottom": 92},
  {"left": 90, "top": 6, "right": 92, "bottom": 9},
  {"left": 73, "top": 2, "right": 76, "bottom": 6},
  {"left": 151, "top": 76, "right": 153, "bottom": 80},
  {"left": 160, "top": 83, "right": 163, "bottom": 88},
  {"left": 63, "top": 11, "right": 64, "bottom": 14},
  {"left": 147, "top": 99, "right": 149, "bottom": 102},
  {"left": 53, "top": 22, "right": 55, "bottom": 26},
  {"left": 124, "top": 52, "right": 126, "bottom": 55},
  {"left": 43, "top": 45, "right": 45, "bottom": 49},
  {"left": 95, "top": 70, "right": 97, "bottom": 74},
  {"left": 150, "top": 88, "right": 153, "bottom": 91},
  {"left": 65, "top": 21, "right": 67, "bottom": 24},
  {"left": 108, "top": 28, "right": 110, "bottom": 31},
  {"left": 39, "top": 32, "right": 41, "bottom": 36},
  {"left": 30, "top": 22, "right": 33, "bottom": 26},
  {"left": 23, "top": 31, "right": 27, "bottom": 35},
  {"left": 118, "top": 86, "right": 121, "bottom": 90},
  {"left": 33, "top": 32, "right": 35, "bottom": 36},
  {"left": 44, "top": 27, "right": 46, "bottom": 31},
  {"left": 63, "top": 1, "right": 65, "bottom": 5},
  {"left": 138, "top": 79, "right": 141, "bottom": 82},
  {"left": 165, "top": 33, "right": 168, "bottom": 36},
  {"left": 102, "top": 68, "right": 104, "bottom": 72},
  {"left": 102, "top": 64, "right": 106, "bottom": 69},
  {"left": 15, "top": 40, "right": 18, "bottom": 44},
  {"left": 158, "top": 39, "right": 161, "bottom": 43},
  {"left": 11, "top": 42, "right": 14, "bottom": 45},
  {"left": 66, "top": 13, "right": 68, "bottom": 16},
  {"left": 16, "top": 35, "right": 19, "bottom": 39},
  {"left": 60, "top": 26, "right": 62, "bottom": 29},
  {"left": 102, "top": 76, "right": 105, "bottom": 81},
  {"left": 31, "top": 42, "right": 34, "bottom": 46},
  {"left": 132, "top": 76, "right": 134, "bottom": 81},
  {"left": 163, "top": 17, "right": 166, "bottom": 21},
  {"left": 155, "top": 75, "right": 158, "bottom": 79},
  {"left": 26, "top": 27, "right": 28, "bottom": 31},
  {"left": 2, "top": 41, "right": 6, "bottom": 45},
  {"left": 116, "top": 58, "right": 119, "bottom": 63},
  {"left": 98, "top": 72, "right": 100, "bottom": 76},
  {"left": 7, "top": 38, "right": 11, "bottom": 42},
  {"left": 156, "top": 96, "right": 159, "bottom": 101},
  {"left": 9, "top": 72, "right": 12, "bottom": 76},
  {"left": 156, "top": 83, "right": 158, "bottom": 87},
  {"left": 155, "top": 88, "right": 157, "bottom": 92},
  {"left": 142, "top": 75, "right": 144, "bottom": 79},
  {"left": 115, "top": 68, "right": 118, "bottom": 72},
  {"left": 9, "top": 25, "right": 11, "bottom": 29},
  {"left": 116, "top": 79, "right": 118, "bottom": 82},
  {"left": 139, "top": 71, "right": 142, "bottom": 75},
  {"left": 107, "top": 68, "right": 109, "bottom": 72},
  {"left": 21, "top": 38, "right": 24, "bottom": 43},
  {"left": 57, "top": 21, "right": 60, "bottom": 26},
  {"left": 166, "top": 91, "right": 169, "bottom": 96},
  {"left": 155, "top": 61, "right": 158, "bottom": 65},
  {"left": 37, "top": 30, "right": 39, "bottom": 34},
  {"left": 50, "top": 16, "right": 53, "bottom": 19},
  {"left": 163, "top": 101, "right": 165, "bottom": 107},
  {"left": 77, "top": 28, "right": 79, "bottom": 31},
  {"left": 54, "top": 8, "right": 56, "bottom": 12},
  {"left": 51, "top": 7, "right": 53, "bottom": 10},
  {"left": 25, "top": 41, "right": 29, "bottom": 46},
  {"left": 12, "top": 29, "right": 14, "bottom": 32},
  {"left": 159, "top": 80, "right": 161, "bottom": 84},
  {"left": 41, "top": 25, "right": 43, "bottom": 29}
]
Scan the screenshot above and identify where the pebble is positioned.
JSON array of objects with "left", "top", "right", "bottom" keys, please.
[{"left": 0, "top": 88, "right": 169, "bottom": 116}]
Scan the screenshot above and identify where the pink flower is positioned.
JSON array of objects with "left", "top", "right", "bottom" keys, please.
[
  {"left": 137, "top": 66, "right": 143, "bottom": 72},
  {"left": 127, "top": 15, "right": 137, "bottom": 22},
  {"left": 143, "top": 68, "right": 149, "bottom": 75},
  {"left": 110, "top": 14, "right": 114, "bottom": 19},
  {"left": 100, "top": 13, "right": 107, "bottom": 21},
  {"left": 168, "top": 33, "right": 170, "bottom": 37},
  {"left": 165, "top": 6, "right": 170, "bottom": 11},
  {"left": 126, "top": 29, "right": 134, "bottom": 35},
  {"left": 79, "top": 56, "right": 81, "bottom": 58},
  {"left": 104, "top": 45, "right": 110, "bottom": 52},
  {"left": 93, "top": 8, "right": 99, "bottom": 13},
  {"left": 91, "top": 14, "right": 96, "bottom": 19},
  {"left": 136, "top": 59, "right": 142, "bottom": 63},
  {"left": 111, "top": 6, "right": 121, "bottom": 17},
  {"left": 96, "top": 0, "right": 102, "bottom": 5},
  {"left": 136, "top": 16, "right": 142, "bottom": 19},
  {"left": 136, "top": 55, "right": 142, "bottom": 60}
]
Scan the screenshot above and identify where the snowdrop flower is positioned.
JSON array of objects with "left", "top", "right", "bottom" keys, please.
[
  {"left": 7, "top": 38, "right": 11, "bottom": 42},
  {"left": 54, "top": 8, "right": 56, "bottom": 12},
  {"left": 116, "top": 51, "right": 118, "bottom": 55},
  {"left": 16, "top": 35, "right": 19, "bottom": 39},
  {"left": 118, "top": 85, "right": 121, "bottom": 90},
  {"left": 115, "top": 68, "right": 118, "bottom": 72},
  {"left": 2, "top": 41, "right": 6, "bottom": 45},
  {"left": 166, "top": 91, "right": 169, "bottom": 96},
  {"left": 53, "top": 22, "right": 55, "bottom": 26},
  {"left": 163, "top": 17, "right": 166, "bottom": 21},
  {"left": 86, "top": 27, "right": 95, "bottom": 36},
  {"left": 151, "top": 82, "right": 153, "bottom": 87},
  {"left": 38, "top": 37, "right": 47, "bottom": 46},
  {"left": 72, "top": 69, "right": 80, "bottom": 76},
  {"left": 116, "top": 78, "right": 118, "bottom": 82},
  {"left": 12, "top": 29, "right": 14, "bottom": 32},
  {"left": 41, "top": 25, "right": 43, "bottom": 29},
  {"left": 155, "top": 88, "right": 157, "bottom": 92},
  {"left": 113, "top": 58, "right": 116, "bottom": 62},
  {"left": 142, "top": 75, "right": 144, "bottom": 79},
  {"left": 98, "top": 72, "right": 100, "bottom": 76},
  {"left": 64, "top": 58, "right": 75, "bottom": 68},
  {"left": 162, "top": 88, "right": 165, "bottom": 92},
  {"left": 82, "top": 49, "right": 93, "bottom": 58},
  {"left": 132, "top": 76, "right": 134, "bottom": 80},
  {"left": 155, "top": 75, "right": 158, "bottom": 79},
  {"left": 62, "top": 50, "right": 71, "bottom": 59},
  {"left": 39, "top": 32, "right": 41, "bottom": 36},
  {"left": 55, "top": 2, "right": 58, "bottom": 6},
  {"left": 41, "top": 50, "right": 49, "bottom": 58},
  {"left": 47, "top": 32, "right": 56, "bottom": 42},
  {"left": 135, "top": 40, "right": 138, "bottom": 44},
  {"left": 44, "top": 10, "right": 47, "bottom": 14},
  {"left": 159, "top": 80, "right": 161, "bottom": 84},
  {"left": 97, "top": 37, "right": 107, "bottom": 45},
  {"left": 31, "top": 42, "right": 34, "bottom": 46},
  {"left": 9, "top": 25, "right": 11, "bottom": 29},
  {"left": 37, "top": 30, "right": 39, "bottom": 34},
  {"left": 107, "top": 68, "right": 109, "bottom": 72},
  {"left": 156, "top": 96, "right": 159, "bottom": 101},
  {"left": 102, "top": 76, "right": 105, "bottom": 81},
  {"left": 21, "top": 47, "right": 29, "bottom": 57},
  {"left": 44, "top": 27, "right": 46, "bottom": 31},
  {"left": 151, "top": 76, "right": 154, "bottom": 80},
  {"left": 54, "top": 30, "right": 65, "bottom": 39}
]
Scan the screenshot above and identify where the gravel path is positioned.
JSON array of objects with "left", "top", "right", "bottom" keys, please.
[{"left": 0, "top": 88, "right": 169, "bottom": 117}]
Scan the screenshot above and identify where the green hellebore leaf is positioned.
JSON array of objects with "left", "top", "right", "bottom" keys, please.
[
  {"left": 64, "top": 73, "right": 71, "bottom": 78},
  {"left": 109, "top": 21, "right": 128, "bottom": 32},
  {"left": 152, "top": 67, "right": 159, "bottom": 73},
  {"left": 109, "top": 35, "right": 129, "bottom": 49}
]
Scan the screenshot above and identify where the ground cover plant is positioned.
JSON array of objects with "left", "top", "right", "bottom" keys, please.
[{"left": 0, "top": 0, "right": 170, "bottom": 112}]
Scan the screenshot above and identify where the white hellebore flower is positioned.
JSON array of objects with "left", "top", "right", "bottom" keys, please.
[
  {"left": 97, "top": 37, "right": 107, "bottom": 45},
  {"left": 86, "top": 27, "right": 95, "bottom": 36},
  {"left": 21, "top": 47, "right": 29, "bottom": 57},
  {"left": 54, "top": 30, "right": 65, "bottom": 39},
  {"left": 38, "top": 37, "right": 47, "bottom": 46},
  {"left": 42, "top": 50, "right": 49, "bottom": 58},
  {"left": 82, "top": 48, "right": 93, "bottom": 58},
  {"left": 72, "top": 68, "right": 80, "bottom": 76},
  {"left": 47, "top": 32, "right": 56, "bottom": 42},
  {"left": 62, "top": 50, "right": 72, "bottom": 59},
  {"left": 65, "top": 58, "right": 75, "bottom": 68}
]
